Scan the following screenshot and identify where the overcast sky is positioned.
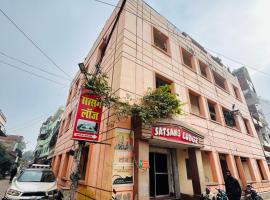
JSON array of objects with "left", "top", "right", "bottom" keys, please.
[{"left": 1, "top": 0, "right": 270, "bottom": 151}]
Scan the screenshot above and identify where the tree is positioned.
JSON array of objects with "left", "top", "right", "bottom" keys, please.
[{"left": 0, "top": 143, "right": 13, "bottom": 178}]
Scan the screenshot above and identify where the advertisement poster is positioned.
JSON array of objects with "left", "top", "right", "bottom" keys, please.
[
  {"left": 112, "top": 128, "right": 134, "bottom": 186},
  {"left": 112, "top": 164, "right": 133, "bottom": 185},
  {"left": 72, "top": 88, "right": 102, "bottom": 142}
]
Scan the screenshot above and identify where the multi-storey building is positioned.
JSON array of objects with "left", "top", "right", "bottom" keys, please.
[
  {"left": 34, "top": 107, "right": 64, "bottom": 164},
  {"left": 233, "top": 67, "right": 270, "bottom": 167},
  {"left": 52, "top": 0, "right": 270, "bottom": 199},
  {"left": 0, "top": 110, "right": 7, "bottom": 136}
]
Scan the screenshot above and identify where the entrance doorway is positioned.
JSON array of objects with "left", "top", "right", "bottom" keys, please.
[
  {"left": 219, "top": 154, "right": 229, "bottom": 180},
  {"left": 149, "top": 152, "right": 170, "bottom": 198}
]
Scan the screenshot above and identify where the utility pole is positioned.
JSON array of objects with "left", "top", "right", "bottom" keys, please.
[{"left": 69, "top": 0, "right": 127, "bottom": 199}]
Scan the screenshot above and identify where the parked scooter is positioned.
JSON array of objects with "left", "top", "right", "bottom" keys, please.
[
  {"left": 200, "top": 188, "right": 216, "bottom": 200},
  {"left": 216, "top": 188, "right": 228, "bottom": 200},
  {"left": 245, "top": 184, "right": 263, "bottom": 200}
]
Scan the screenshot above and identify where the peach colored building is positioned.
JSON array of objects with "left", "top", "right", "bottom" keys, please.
[{"left": 52, "top": 0, "right": 270, "bottom": 199}]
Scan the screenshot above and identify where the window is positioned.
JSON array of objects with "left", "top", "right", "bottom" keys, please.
[
  {"left": 257, "top": 160, "right": 267, "bottom": 180},
  {"left": 199, "top": 60, "right": 210, "bottom": 80},
  {"left": 243, "top": 118, "right": 252, "bottom": 135},
  {"left": 79, "top": 145, "right": 89, "bottom": 180},
  {"left": 55, "top": 154, "right": 62, "bottom": 177},
  {"left": 213, "top": 71, "right": 227, "bottom": 91},
  {"left": 189, "top": 90, "right": 205, "bottom": 117},
  {"left": 222, "top": 108, "right": 239, "bottom": 129},
  {"left": 61, "top": 153, "right": 70, "bottom": 178},
  {"left": 73, "top": 79, "right": 80, "bottom": 98},
  {"left": 202, "top": 151, "right": 214, "bottom": 182},
  {"left": 241, "top": 158, "right": 252, "bottom": 182},
  {"left": 65, "top": 112, "right": 72, "bottom": 131},
  {"left": 153, "top": 27, "right": 169, "bottom": 53},
  {"left": 96, "top": 37, "right": 107, "bottom": 63},
  {"left": 233, "top": 85, "right": 241, "bottom": 100},
  {"left": 185, "top": 158, "right": 192, "bottom": 180},
  {"left": 208, "top": 101, "right": 220, "bottom": 122},
  {"left": 155, "top": 74, "right": 172, "bottom": 89},
  {"left": 181, "top": 48, "right": 194, "bottom": 69}
]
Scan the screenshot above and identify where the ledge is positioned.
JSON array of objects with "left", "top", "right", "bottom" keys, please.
[
  {"left": 78, "top": 180, "right": 87, "bottom": 185},
  {"left": 152, "top": 44, "right": 171, "bottom": 58},
  {"left": 61, "top": 177, "right": 69, "bottom": 181}
]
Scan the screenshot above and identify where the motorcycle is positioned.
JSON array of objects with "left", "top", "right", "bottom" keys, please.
[
  {"left": 245, "top": 184, "right": 263, "bottom": 200},
  {"left": 216, "top": 188, "right": 228, "bottom": 200}
]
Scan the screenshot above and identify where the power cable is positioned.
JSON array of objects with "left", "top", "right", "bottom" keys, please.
[
  {"left": 0, "top": 50, "right": 70, "bottom": 81},
  {"left": 0, "top": 60, "right": 69, "bottom": 87},
  {"left": 92, "top": 0, "right": 270, "bottom": 78},
  {"left": 0, "top": 7, "right": 72, "bottom": 79},
  {"left": 8, "top": 115, "right": 47, "bottom": 132}
]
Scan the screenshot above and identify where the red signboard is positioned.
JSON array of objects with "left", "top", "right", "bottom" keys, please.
[
  {"left": 152, "top": 126, "right": 199, "bottom": 144},
  {"left": 72, "top": 88, "right": 102, "bottom": 141}
]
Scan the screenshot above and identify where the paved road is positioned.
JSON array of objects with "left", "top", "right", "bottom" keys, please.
[{"left": 0, "top": 178, "right": 9, "bottom": 199}]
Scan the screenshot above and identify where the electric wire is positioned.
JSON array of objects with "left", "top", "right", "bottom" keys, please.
[
  {"left": 0, "top": 7, "right": 72, "bottom": 79},
  {"left": 92, "top": 0, "right": 270, "bottom": 78},
  {"left": 0, "top": 60, "right": 69, "bottom": 87},
  {"left": 0, "top": 50, "right": 70, "bottom": 81}
]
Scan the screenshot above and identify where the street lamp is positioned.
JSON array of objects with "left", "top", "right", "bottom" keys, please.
[{"left": 78, "top": 63, "right": 87, "bottom": 74}]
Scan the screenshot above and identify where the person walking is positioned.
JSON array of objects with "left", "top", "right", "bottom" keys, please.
[
  {"left": 9, "top": 164, "right": 17, "bottom": 183},
  {"left": 225, "top": 170, "right": 242, "bottom": 200}
]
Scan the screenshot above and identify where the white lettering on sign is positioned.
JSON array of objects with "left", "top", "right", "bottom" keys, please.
[{"left": 152, "top": 126, "right": 199, "bottom": 144}]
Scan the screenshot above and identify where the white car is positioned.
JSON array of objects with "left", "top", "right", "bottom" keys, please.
[{"left": 4, "top": 168, "right": 61, "bottom": 200}]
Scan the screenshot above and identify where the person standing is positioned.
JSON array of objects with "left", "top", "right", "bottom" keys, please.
[
  {"left": 225, "top": 171, "right": 242, "bottom": 200},
  {"left": 9, "top": 164, "right": 17, "bottom": 183}
]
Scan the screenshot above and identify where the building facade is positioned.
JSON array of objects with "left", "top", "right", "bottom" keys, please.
[
  {"left": 0, "top": 110, "right": 7, "bottom": 136},
  {"left": 233, "top": 67, "right": 270, "bottom": 167},
  {"left": 34, "top": 107, "right": 64, "bottom": 164},
  {"left": 52, "top": 0, "right": 270, "bottom": 199},
  {"left": 0, "top": 134, "right": 24, "bottom": 161}
]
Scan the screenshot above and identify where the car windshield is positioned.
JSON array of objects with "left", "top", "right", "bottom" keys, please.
[{"left": 17, "top": 170, "right": 55, "bottom": 182}]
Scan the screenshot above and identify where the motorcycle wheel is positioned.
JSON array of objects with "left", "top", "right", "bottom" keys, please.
[{"left": 254, "top": 196, "right": 263, "bottom": 200}]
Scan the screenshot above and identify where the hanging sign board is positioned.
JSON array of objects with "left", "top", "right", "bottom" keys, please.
[
  {"left": 72, "top": 88, "right": 102, "bottom": 141},
  {"left": 152, "top": 126, "right": 199, "bottom": 144}
]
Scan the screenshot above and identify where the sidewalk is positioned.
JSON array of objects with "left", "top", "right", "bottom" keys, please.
[{"left": 0, "top": 178, "right": 10, "bottom": 199}]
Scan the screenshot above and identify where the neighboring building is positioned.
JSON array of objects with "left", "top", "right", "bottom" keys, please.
[
  {"left": 233, "top": 67, "right": 270, "bottom": 166},
  {"left": 34, "top": 107, "right": 64, "bottom": 164},
  {"left": 260, "top": 98, "right": 270, "bottom": 125},
  {"left": 0, "top": 134, "right": 24, "bottom": 160},
  {"left": 0, "top": 110, "right": 7, "bottom": 136},
  {"left": 52, "top": 1, "right": 270, "bottom": 199}
]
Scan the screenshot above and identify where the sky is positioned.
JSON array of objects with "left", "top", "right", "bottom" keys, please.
[{"left": 1, "top": 0, "right": 270, "bottom": 151}]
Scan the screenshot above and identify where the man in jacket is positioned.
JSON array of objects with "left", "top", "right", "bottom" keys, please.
[{"left": 225, "top": 171, "right": 242, "bottom": 200}]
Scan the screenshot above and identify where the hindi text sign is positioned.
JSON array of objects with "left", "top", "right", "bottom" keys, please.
[{"left": 72, "top": 88, "right": 102, "bottom": 141}]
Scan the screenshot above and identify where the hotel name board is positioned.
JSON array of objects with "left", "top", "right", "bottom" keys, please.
[
  {"left": 72, "top": 88, "right": 102, "bottom": 142},
  {"left": 152, "top": 126, "right": 199, "bottom": 144}
]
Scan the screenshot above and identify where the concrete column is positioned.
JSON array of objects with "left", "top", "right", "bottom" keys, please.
[
  {"left": 248, "top": 159, "right": 261, "bottom": 182},
  {"left": 235, "top": 156, "right": 247, "bottom": 188},
  {"left": 171, "top": 149, "right": 181, "bottom": 199},
  {"left": 210, "top": 151, "right": 224, "bottom": 184},
  {"left": 226, "top": 154, "right": 239, "bottom": 179},
  {"left": 260, "top": 160, "right": 270, "bottom": 180},
  {"left": 134, "top": 140, "right": 149, "bottom": 200}
]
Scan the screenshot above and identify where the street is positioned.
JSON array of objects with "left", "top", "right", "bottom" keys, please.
[{"left": 0, "top": 178, "right": 9, "bottom": 199}]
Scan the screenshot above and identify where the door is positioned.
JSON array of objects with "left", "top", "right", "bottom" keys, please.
[{"left": 150, "top": 152, "right": 170, "bottom": 197}]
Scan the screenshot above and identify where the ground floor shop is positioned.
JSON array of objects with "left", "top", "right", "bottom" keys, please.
[{"left": 52, "top": 119, "right": 270, "bottom": 200}]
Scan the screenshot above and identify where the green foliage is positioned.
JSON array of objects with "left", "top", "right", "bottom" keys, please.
[
  {"left": 116, "top": 85, "right": 185, "bottom": 124},
  {"left": 84, "top": 73, "right": 119, "bottom": 107},
  {"left": 84, "top": 73, "right": 184, "bottom": 125},
  {"left": 0, "top": 143, "right": 13, "bottom": 178}
]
